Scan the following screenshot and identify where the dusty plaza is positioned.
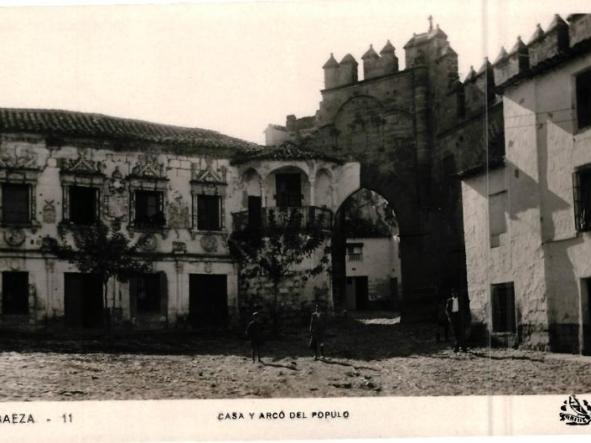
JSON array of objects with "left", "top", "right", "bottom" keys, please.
[
  {"left": 0, "top": 314, "right": 590, "bottom": 401},
  {"left": 1, "top": 2, "right": 591, "bottom": 418}
]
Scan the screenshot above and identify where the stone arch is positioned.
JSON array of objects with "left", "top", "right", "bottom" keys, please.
[{"left": 331, "top": 187, "right": 402, "bottom": 312}]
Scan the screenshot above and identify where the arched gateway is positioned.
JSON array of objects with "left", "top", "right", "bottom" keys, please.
[{"left": 265, "top": 21, "right": 501, "bottom": 319}]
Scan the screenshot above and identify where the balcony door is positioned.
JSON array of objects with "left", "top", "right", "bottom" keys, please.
[
  {"left": 275, "top": 173, "right": 301, "bottom": 207},
  {"left": 247, "top": 196, "right": 262, "bottom": 228}
]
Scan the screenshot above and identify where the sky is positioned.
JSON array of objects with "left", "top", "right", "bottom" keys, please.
[{"left": 0, "top": 0, "right": 587, "bottom": 144}]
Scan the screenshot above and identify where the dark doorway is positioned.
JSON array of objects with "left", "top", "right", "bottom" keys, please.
[
  {"left": 64, "top": 273, "right": 103, "bottom": 328},
  {"left": 189, "top": 274, "right": 228, "bottom": 329},
  {"left": 2, "top": 271, "right": 29, "bottom": 315},
  {"left": 345, "top": 276, "right": 369, "bottom": 310},
  {"left": 275, "top": 173, "right": 302, "bottom": 207}
]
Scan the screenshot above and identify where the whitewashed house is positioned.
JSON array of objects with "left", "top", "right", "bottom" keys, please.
[{"left": 460, "top": 14, "right": 591, "bottom": 353}]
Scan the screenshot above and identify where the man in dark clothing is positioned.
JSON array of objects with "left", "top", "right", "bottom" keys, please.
[
  {"left": 446, "top": 289, "right": 467, "bottom": 352},
  {"left": 245, "top": 312, "right": 262, "bottom": 363},
  {"left": 435, "top": 297, "right": 450, "bottom": 343},
  {"left": 309, "top": 304, "right": 326, "bottom": 360}
]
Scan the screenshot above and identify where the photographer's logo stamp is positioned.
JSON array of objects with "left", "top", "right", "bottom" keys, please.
[{"left": 560, "top": 395, "right": 591, "bottom": 425}]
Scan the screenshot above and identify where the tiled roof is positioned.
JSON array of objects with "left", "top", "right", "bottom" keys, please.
[
  {"left": 231, "top": 142, "right": 344, "bottom": 165},
  {"left": 0, "top": 108, "right": 259, "bottom": 152}
]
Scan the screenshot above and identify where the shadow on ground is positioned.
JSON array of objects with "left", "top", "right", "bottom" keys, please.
[{"left": 0, "top": 313, "right": 469, "bottom": 361}]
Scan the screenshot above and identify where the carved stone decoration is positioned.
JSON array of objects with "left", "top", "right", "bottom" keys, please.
[
  {"left": 42, "top": 200, "right": 56, "bottom": 224},
  {"left": 200, "top": 234, "right": 218, "bottom": 252},
  {"left": 3, "top": 228, "right": 25, "bottom": 247},
  {"left": 204, "top": 262, "right": 213, "bottom": 274},
  {"left": 172, "top": 241, "right": 187, "bottom": 254},
  {"left": 137, "top": 233, "right": 158, "bottom": 252},
  {"left": 0, "top": 146, "right": 39, "bottom": 170},
  {"left": 131, "top": 154, "right": 165, "bottom": 178},
  {"left": 192, "top": 158, "right": 227, "bottom": 184},
  {"left": 167, "top": 192, "right": 190, "bottom": 229},
  {"left": 106, "top": 192, "right": 129, "bottom": 222},
  {"left": 108, "top": 167, "right": 126, "bottom": 194},
  {"left": 58, "top": 152, "right": 105, "bottom": 175}
]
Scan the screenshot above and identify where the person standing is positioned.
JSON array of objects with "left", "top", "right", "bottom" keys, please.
[
  {"left": 435, "top": 297, "right": 450, "bottom": 343},
  {"left": 309, "top": 304, "right": 326, "bottom": 360},
  {"left": 245, "top": 312, "right": 262, "bottom": 363},
  {"left": 446, "top": 289, "right": 467, "bottom": 352}
]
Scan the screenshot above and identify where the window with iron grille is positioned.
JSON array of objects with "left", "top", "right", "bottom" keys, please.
[
  {"left": 576, "top": 69, "right": 591, "bottom": 130},
  {"left": 134, "top": 190, "right": 165, "bottom": 228},
  {"left": 573, "top": 166, "right": 591, "bottom": 232},
  {"left": 346, "top": 243, "right": 363, "bottom": 261},
  {"left": 197, "top": 195, "right": 221, "bottom": 231},
  {"left": 68, "top": 186, "right": 99, "bottom": 225},
  {"left": 1, "top": 183, "right": 31, "bottom": 225},
  {"left": 2, "top": 271, "right": 28, "bottom": 315},
  {"left": 491, "top": 282, "right": 516, "bottom": 333}
]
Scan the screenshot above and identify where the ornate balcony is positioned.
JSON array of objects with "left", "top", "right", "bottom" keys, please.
[{"left": 232, "top": 206, "right": 333, "bottom": 233}]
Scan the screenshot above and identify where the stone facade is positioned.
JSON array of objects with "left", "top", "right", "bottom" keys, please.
[
  {"left": 0, "top": 110, "right": 358, "bottom": 331},
  {"left": 271, "top": 19, "right": 504, "bottom": 315},
  {"left": 461, "top": 14, "right": 591, "bottom": 352}
]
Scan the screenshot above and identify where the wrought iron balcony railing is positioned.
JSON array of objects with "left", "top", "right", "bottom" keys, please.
[{"left": 232, "top": 206, "right": 333, "bottom": 233}]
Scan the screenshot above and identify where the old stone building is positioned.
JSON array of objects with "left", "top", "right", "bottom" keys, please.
[
  {"left": 0, "top": 109, "right": 358, "bottom": 330},
  {"left": 271, "top": 18, "right": 504, "bottom": 315},
  {"left": 461, "top": 14, "right": 591, "bottom": 352}
]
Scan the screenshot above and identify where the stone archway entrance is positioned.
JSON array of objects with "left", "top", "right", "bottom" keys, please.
[{"left": 331, "top": 188, "right": 402, "bottom": 313}]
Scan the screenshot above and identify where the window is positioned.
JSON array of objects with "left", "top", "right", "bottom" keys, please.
[
  {"left": 134, "top": 190, "right": 165, "bottom": 227},
  {"left": 68, "top": 186, "right": 99, "bottom": 225},
  {"left": 346, "top": 243, "right": 363, "bottom": 261},
  {"left": 491, "top": 282, "right": 516, "bottom": 333},
  {"left": 576, "top": 69, "right": 591, "bottom": 130},
  {"left": 574, "top": 167, "right": 591, "bottom": 231},
  {"left": 489, "top": 191, "right": 507, "bottom": 247},
  {"left": 2, "top": 272, "right": 28, "bottom": 315},
  {"left": 197, "top": 195, "right": 221, "bottom": 230},
  {"left": 2, "top": 183, "right": 30, "bottom": 225},
  {"left": 130, "top": 273, "right": 163, "bottom": 314}
]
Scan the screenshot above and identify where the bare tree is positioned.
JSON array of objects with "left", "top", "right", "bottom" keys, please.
[{"left": 229, "top": 208, "right": 331, "bottom": 333}]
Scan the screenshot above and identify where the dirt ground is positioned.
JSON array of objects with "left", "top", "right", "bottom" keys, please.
[{"left": 0, "top": 313, "right": 590, "bottom": 400}]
